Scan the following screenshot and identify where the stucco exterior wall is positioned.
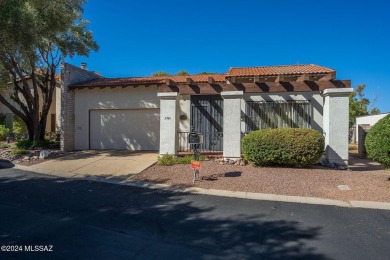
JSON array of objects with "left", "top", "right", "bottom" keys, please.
[
  {"left": 74, "top": 86, "right": 159, "bottom": 150},
  {"left": 355, "top": 113, "right": 389, "bottom": 144},
  {"left": 242, "top": 92, "right": 324, "bottom": 133},
  {"left": 60, "top": 63, "right": 103, "bottom": 151}
]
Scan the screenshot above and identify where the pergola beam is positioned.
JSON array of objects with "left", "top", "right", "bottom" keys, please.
[
  {"left": 186, "top": 78, "right": 196, "bottom": 85},
  {"left": 208, "top": 77, "right": 215, "bottom": 84},
  {"left": 297, "top": 73, "right": 310, "bottom": 81},
  {"left": 228, "top": 76, "right": 237, "bottom": 84},
  {"left": 319, "top": 71, "right": 336, "bottom": 81},
  {"left": 166, "top": 79, "right": 176, "bottom": 86},
  {"left": 275, "top": 74, "right": 285, "bottom": 82}
]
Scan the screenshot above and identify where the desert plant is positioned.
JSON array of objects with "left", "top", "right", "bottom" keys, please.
[
  {"left": 0, "top": 125, "right": 9, "bottom": 141},
  {"left": 242, "top": 128, "right": 324, "bottom": 167},
  {"left": 365, "top": 114, "right": 390, "bottom": 169}
]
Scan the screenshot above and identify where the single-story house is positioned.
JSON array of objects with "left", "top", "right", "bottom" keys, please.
[{"left": 60, "top": 63, "right": 352, "bottom": 165}]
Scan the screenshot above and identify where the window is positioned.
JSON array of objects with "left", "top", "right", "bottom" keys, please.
[{"left": 245, "top": 101, "right": 311, "bottom": 133}]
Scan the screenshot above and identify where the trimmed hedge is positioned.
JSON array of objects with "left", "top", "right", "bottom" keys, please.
[
  {"left": 242, "top": 128, "right": 324, "bottom": 167},
  {"left": 365, "top": 114, "right": 390, "bottom": 169}
]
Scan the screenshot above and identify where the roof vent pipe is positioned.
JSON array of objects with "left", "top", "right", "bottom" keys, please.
[{"left": 81, "top": 62, "right": 87, "bottom": 70}]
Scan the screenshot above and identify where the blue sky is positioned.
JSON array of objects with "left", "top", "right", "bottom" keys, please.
[{"left": 67, "top": 0, "right": 390, "bottom": 112}]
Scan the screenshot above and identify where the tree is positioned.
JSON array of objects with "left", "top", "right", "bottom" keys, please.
[
  {"left": 176, "top": 70, "right": 189, "bottom": 76},
  {"left": 349, "top": 84, "right": 380, "bottom": 128},
  {"left": 0, "top": 0, "right": 98, "bottom": 141},
  {"left": 152, "top": 71, "right": 170, "bottom": 77}
]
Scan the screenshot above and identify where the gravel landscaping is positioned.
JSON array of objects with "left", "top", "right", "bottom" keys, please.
[
  {"left": 133, "top": 155, "right": 390, "bottom": 203},
  {"left": 0, "top": 145, "right": 65, "bottom": 166}
]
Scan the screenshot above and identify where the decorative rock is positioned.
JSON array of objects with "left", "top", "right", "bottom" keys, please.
[
  {"left": 22, "top": 156, "right": 30, "bottom": 161},
  {"left": 337, "top": 165, "right": 346, "bottom": 170},
  {"left": 319, "top": 157, "right": 328, "bottom": 166},
  {"left": 39, "top": 150, "right": 50, "bottom": 159},
  {"left": 31, "top": 156, "right": 39, "bottom": 160}
]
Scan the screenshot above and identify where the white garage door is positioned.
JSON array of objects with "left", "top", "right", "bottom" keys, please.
[{"left": 90, "top": 109, "right": 160, "bottom": 150}]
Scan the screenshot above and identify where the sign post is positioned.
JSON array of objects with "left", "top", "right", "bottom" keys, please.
[{"left": 188, "top": 128, "right": 203, "bottom": 183}]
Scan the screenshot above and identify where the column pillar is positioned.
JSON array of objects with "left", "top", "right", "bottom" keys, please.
[
  {"left": 322, "top": 88, "right": 353, "bottom": 166},
  {"left": 158, "top": 92, "right": 179, "bottom": 155},
  {"left": 221, "top": 91, "right": 243, "bottom": 159}
]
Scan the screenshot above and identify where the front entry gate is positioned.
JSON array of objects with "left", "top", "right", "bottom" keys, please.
[{"left": 190, "top": 95, "right": 223, "bottom": 152}]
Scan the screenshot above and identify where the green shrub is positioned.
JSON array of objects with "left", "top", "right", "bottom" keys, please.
[
  {"left": 0, "top": 125, "right": 9, "bottom": 141},
  {"left": 10, "top": 148, "right": 29, "bottom": 155},
  {"left": 32, "top": 139, "right": 52, "bottom": 148},
  {"left": 13, "top": 116, "right": 28, "bottom": 139},
  {"left": 365, "top": 114, "right": 390, "bottom": 169},
  {"left": 157, "top": 154, "right": 207, "bottom": 166},
  {"left": 157, "top": 154, "right": 177, "bottom": 166},
  {"left": 16, "top": 139, "right": 54, "bottom": 149},
  {"left": 242, "top": 128, "right": 324, "bottom": 167},
  {"left": 16, "top": 139, "right": 33, "bottom": 149}
]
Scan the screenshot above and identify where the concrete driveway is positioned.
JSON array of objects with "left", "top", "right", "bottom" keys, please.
[{"left": 28, "top": 150, "right": 158, "bottom": 181}]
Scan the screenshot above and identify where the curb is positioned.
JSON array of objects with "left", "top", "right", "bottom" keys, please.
[
  {"left": 85, "top": 178, "right": 390, "bottom": 211},
  {"left": 4, "top": 163, "right": 390, "bottom": 211}
]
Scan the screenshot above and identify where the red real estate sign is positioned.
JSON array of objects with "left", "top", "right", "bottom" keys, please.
[{"left": 191, "top": 160, "right": 201, "bottom": 170}]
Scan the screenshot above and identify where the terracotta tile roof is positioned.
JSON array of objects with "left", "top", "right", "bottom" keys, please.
[
  {"left": 70, "top": 74, "right": 226, "bottom": 88},
  {"left": 226, "top": 64, "right": 335, "bottom": 77},
  {"left": 69, "top": 64, "right": 336, "bottom": 89}
]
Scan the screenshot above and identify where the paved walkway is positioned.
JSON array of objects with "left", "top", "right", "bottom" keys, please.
[{"left": 27, "top": 150, "right": 158, "bottom": 181}]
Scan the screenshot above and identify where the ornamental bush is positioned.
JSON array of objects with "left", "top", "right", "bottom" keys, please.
[
  {"left": 242, "top": 128, "right": 324, "bottom": 167},
  {"left": 365, "top": 114, "right": 390, "bottom": 169}
]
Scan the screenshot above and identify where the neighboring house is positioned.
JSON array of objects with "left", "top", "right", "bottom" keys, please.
[
  {"left": 0, "top": 78, "right": 60, "bottom": 133},
  {"left": 355, "top": 113, "right": 389, "bottom": 144},
  {"left": 60, "top": 63, "right": 352, "bottom": 165}
]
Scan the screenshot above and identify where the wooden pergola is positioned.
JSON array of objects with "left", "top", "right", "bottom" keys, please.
[{"left": 159, "top": 72, "right": 350, "bottom": 95}]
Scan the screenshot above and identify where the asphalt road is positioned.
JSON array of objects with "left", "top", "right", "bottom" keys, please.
[{"left": 0, "top": 168, "right": 389, "bottom": 260}]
